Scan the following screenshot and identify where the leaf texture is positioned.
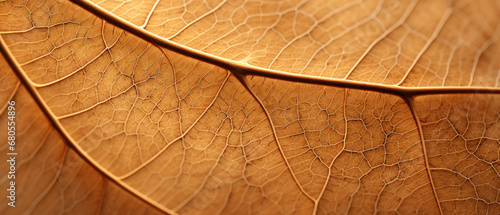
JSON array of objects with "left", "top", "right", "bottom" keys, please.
[
  {"left": 0, "top": 0, "right": 499, "bottom": 214},
  {"left": 88, "top": 0, "right": 500, "bottom": 87},
  {"left": 415, "top": 94, "right": 500, "bottom": 214},
  {"left": 0, "top": 55, "right": 164, "bottom": 215}
]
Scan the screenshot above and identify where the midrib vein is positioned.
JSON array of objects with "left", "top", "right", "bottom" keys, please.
[
  {"left": 4, "top": 1, "right": 499, "bottom": 215},
  {"left": 71, "top": 0, "right": 500, "bottom": 99}
]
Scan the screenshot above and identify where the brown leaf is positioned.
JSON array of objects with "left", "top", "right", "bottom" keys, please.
[
  {"left": 0, "top": 55, "right": 163, "bottom": 214},
  {"left": 0, "top": 0, "right": 499, "bottom": 214}
]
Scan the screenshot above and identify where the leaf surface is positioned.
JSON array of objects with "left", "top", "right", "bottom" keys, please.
[
  {"left": 0, "top": 0, "right": 499, "bottom": 214},
  {"left": 0, "top": 54, "right": 163, "bottom": 215},
  {"left": 88, "top": 0, "right": 500, "bottom": 87}
]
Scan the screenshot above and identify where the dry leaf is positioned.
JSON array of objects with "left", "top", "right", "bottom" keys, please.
[{"left": 0, "top": 0, "right": 499, "bottom": 214}]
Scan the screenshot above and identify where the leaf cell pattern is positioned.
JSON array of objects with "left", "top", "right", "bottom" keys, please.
[{"left": 0, "top": 0, "right": 499, "bottom": 214}]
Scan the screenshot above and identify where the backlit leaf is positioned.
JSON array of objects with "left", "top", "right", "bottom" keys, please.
[{"left": 0, "top": 0, "right": 499, "bottom": 214}]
